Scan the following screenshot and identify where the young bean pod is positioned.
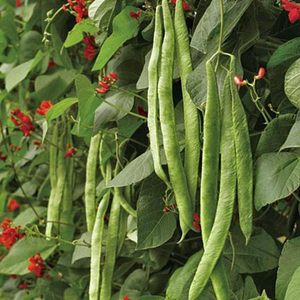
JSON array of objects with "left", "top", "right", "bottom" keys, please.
[
  {"left": 159, "top": 0, "right": 194, "bottom": 239},
  {"left": 230, "top": 56, "right": 253, "bottom": 244},
  {"left": 85, "top": 133, "right": 101, "bottom": 232},
  {"left": 189, "top": 71, "right": 237, "bottom": 300},
  {"left": 45, "top": 122, "right": 58, "bottom": 237},
  {"left": 199, "top": 60, "right": 230, "bottom": 299},
  {"left": 174, "top": 0, "right": 200, "bottom": 204},
  {"left": 147, "top": 5, "right": 171, "bottom": 189},
  {"left": 89, "top": 161, "right": 112, "bottom": 300}
]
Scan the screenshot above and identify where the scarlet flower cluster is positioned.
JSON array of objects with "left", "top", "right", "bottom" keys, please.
[
  {"left": 96, "top": 72, "right": 118, "bottom": 94},
  {"left": 0, "top": 152, "right": 7, "bottom": 162},
  {"left": 0, "top": 218, "right": 24, "bottom": 250},
  {"left": 124, "top": 296, "right": 131, "bottom": 300},
  {"left": 83, "top": 36, "right": 96, "bottom": 61},
  {"left": 33, "top": 140, "right": 42, "bottom": 147},
  {"left": 7, "top": 199, "right": 20, "bottom": 211},
  {"left": 233, "top": 67, "right": 266, "bottom": 87},
  {"left": 64, "top": 143, "right": 75, "bottom": 157},
  {"left": 171, "top": 0, "right": 190, "bottom": 11},
  {"left": 193, "top": 212, "right": 200, "bottom": 232},
  {"left": 28, "top": 252, "right": 45, "bottom": 278},
  {"left": 36, "top": 101, "right": 53, "bottom": 116},
  {"left": 65, "top": 0, "right": 90, "bottom": 23},
  {"left": 15, "top": 0, "right": 21, "bottom": 7},
  {"left": 137, "top": 105, "right": 147, "bottom": 117},
  {"left": 11, "top": 109, "right": 35, "bottom": 136},
  {"left": 282, "top": 0, "right": 300, "bottom": 23}
]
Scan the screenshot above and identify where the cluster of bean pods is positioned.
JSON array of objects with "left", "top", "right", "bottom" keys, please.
[{"left": 148, "top": 1, "right": 253, "bottom": 299}]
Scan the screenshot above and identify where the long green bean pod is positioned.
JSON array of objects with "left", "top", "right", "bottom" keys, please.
[
  {"left": 158, "top": 0, "right": 194, "bottom": 239},
  {"left": 174, "top": 0, "right": 200, "bottom": 204},
  {"left": 199, "top": 60, "right": 230, "bottom": 299},
  {"left": 45, "top": 122, "right": 58, "bottom": 237},
  {"left": 230, "top": 57, "right": 253, "bottom": 244},
  {"left": 89, "top": 161, "right": 112, "bottom": 300},
  {"left": 99, "top": 188, "right": 121, "bottom": 299},
  {"left": 189, "top": 71, "right": 237, "bottom": 300},
  {"left": 50, "top": 125, "right": 67, "bottom": 234},
  {"left": 148, "top": 5, "right": 171, "bottom": 189},
  {"left": 85, "top": 133, "right": 101, "bottom": 232}
]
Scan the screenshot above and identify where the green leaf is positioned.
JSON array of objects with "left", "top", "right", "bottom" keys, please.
[
  {"left": 93, "top": 89, "right": 134, "bottom": 131},
  {"left": 35, "top": 69, "right": 76, "bottom": 101},
  {"left": 46, "top": 98, "right": 78, "bottom": 124},
  {"left": 13, "top": 207, "right": 47, "bottom": 226},
  {"left": 64, "top": 19, "right": 98, "bottom": 48},
  {"left": 136, "top": 175, "right": 176, "bottom": 250},
  {"left": 267, "top": 38, "right": 300, "bottom": 107},
  {"left": 191, "top": 0, "right": 253, "bottom": 53},
  {"left": 254, "top": 153, "right": 300, "bottom": 210},
  {"left": 88, "top": 0, "right": 116, "bottom": 29},
  {"left": 92, "top": 6, "right": 144, "bottom": 71},
  {"left": 281, "top": 113, "right": 300, "bottom": 150},
  {"left": 223, "top": 226, "right": 280, "bottom": 274},
  {"left": 166, "top": 251, "right": 202, "bottom": 299},
  {"left": 243, "top": 276, "right": 259, "bottom": 299},
  {"left": 72, "top": 232, "right": 91, "bottom": 264},
  {"left": 0, "top": 237, "right": 57, "bottom": 275},
  {"left": 19, "top": 30, "right": 42, "bottom": 63},
  {"left": 285, "top": 58, "right": 300, "bottom": 109},
  {"left": 284, "top": 265, "right": 300, "bottom": 300},
  {"left": 276, "top": 237, "right": 300, "bottom": 300},
  {"left": 255, "top": 114, "right": 295, "bottom": 157},
  {"left": 5, "top": 50, "right": 45, "bottom": 92},
  {"left": 107, "top": 151, "right": 154, "bottom": 188},
  {"left": 119, "top": 269, "right": 147, "bottom": 299}
]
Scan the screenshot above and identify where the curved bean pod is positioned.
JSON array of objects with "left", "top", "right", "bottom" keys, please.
[
  {"left": 85, "top": 133, "right": 101, "bottom": 232},
  {"left": 159, "top": 0, "right": 194, "bottom": 239},
  {"left": 174, "top": 0, "right": 200, "bottom": 204},
  {"left": 189, "top": 70, "right": 237, "bottom": 300},
  {"left": 200, "top": 60, "right": 230, "bottom": 299},
  {"left": 230, "top": 56, "right": 253, "bottom": 244},
  {"left": 148, "top": 5, "right": 171, "bottom": 189}
]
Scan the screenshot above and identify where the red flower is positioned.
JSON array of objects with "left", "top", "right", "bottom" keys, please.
[
  {"left": 137, "top": 105, "right": 147, "bottom": 117},
  {"left": 282, "top": 0, "right": 300, "bottom": 23},
  {"left": 255, "top": 67, "right": 266, "bottom": 80},
  {"left": 33, "top": 140, "right": 42, "bottom": 146},
  {"left": 0, "top": 152, "right": 7, "bottom": 162},
  {"left": 64, "top": 148, "right": 75, "bottom": 157},
  {"left": 193, "top": 221, "right": 200, "bottom": 232},
  {"left": 96, "top": 88, "right": 109, "bottom": 94},
  {"left": 109, "top": 72, "right": 118, "bottom": 81},
  {"left": 99, "top": 81, "right": 111, "bottom": 89},
  {"left": 36, "top": 101, "right": 53, "bottom": 116},
  {"left": 68, "top": 0, "right": 74, "bottom": 7},
  {"left": 10, "top": 274, "right": 16, "bottom": 279},
  {"left": 233, "top": 75, "right": 247, "bottom": 87},
  {"left": 171, "top": 0, "right": 190, "bottom": 11},
  {"left": 11, "top": 109, "right": 35, "bottom": 136},
  {"left": 28, "top": 252, "right": 45, "bottom": 278},
  {"left": 48, "top": 60, "right": 55, "bottom": 69},
  {"left": 7, "top": 199, "right": 20, "bottom": 211},
  {"left": 15, "top": 0, "right": 21, "bottom": 7},
  {"left": 129, "top": 11, "right": 141, "bottom": 21},
  {"left": 18, "top": 283, "right": 28, "bottom": 289},
  {"left": 0, "top": 219, "right": 24, "bottom": 250},
  {"left": 193, "top": 212, "right": 200, "bottom": 222},
  {"left": 83, "top": 36, "right": 96, "bottom": 60},
  {"left": 124, "top": 296, "right": 131, "bottom": 300}
]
